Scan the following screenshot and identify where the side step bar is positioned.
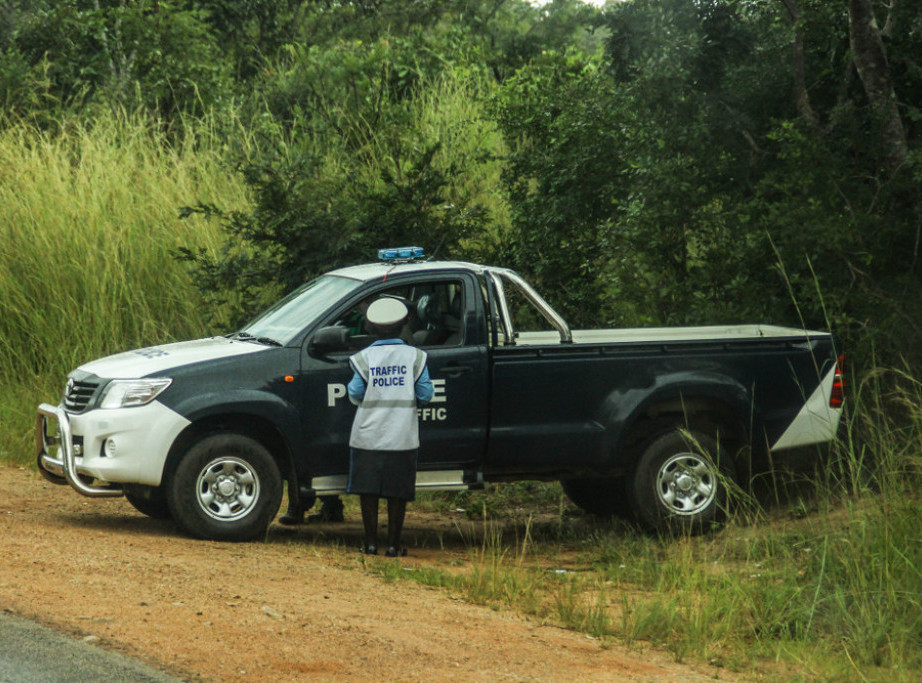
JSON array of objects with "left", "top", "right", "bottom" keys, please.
[{"left": 304, "top": 469, "right": 484, "bottom": 498}]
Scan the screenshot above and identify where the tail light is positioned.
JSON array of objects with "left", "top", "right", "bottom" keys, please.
[{"left": 829, "top": 354, "right": 845, "bottom": 408}]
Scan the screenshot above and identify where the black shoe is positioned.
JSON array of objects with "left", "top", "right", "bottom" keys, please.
[
  {"left": 307, "top": 508, "right": 345, "bottom": 523},
  {"left": 278, "top": 510, "right": 304, "bottom": 526},
  {"left": 385, "top": 546, "right": 406, "bottom": 557},
  {"left": 361, "top": 545, "right": 378, "bottom": 555}
]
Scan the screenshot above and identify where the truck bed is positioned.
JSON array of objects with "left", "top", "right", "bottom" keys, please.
[{"left": 515, "top": 324, "right": 824, "bottom": 346}]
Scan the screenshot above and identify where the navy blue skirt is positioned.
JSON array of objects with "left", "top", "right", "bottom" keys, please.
[{"left": 347, "top": 448, "right": 418, "bottom": 501}]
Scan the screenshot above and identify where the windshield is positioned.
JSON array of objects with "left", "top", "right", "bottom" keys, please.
[{"left": 239, "top": 275, "right": 362, "bottom": 345}]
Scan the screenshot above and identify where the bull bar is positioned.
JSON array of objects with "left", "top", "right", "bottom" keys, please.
[{"left": 36, "top": 403, "right": 123, "bottom": 497}]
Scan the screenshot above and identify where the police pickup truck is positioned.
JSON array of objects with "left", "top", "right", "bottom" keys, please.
[{"left": 36, "top": 248, "right": 844, "bottom": 541}]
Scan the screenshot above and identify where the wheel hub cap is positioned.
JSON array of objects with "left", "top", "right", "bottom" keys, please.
[
  {"left": 656, "top": 452, "right": 717, "bottom": 516},
  {"left": 196, "top": 457, "right": 260, "bottom": 522},
  {"left": 674, "top": 472, "right": 694, "bottom": 493},
  {"left": 216, "top": 477, "right": 237, "bottom": 497}
]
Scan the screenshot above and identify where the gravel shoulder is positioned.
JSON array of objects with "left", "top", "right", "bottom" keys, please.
[{"left": 0, "top": 465, "right": 727, "bottom": 681}]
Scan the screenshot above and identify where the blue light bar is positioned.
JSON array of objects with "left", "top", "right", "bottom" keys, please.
[{"left": 378, "top": 246, "right": 425, "bottom": 261}]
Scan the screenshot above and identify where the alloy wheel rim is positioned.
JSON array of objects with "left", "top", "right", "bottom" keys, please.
[
  {"left": 655, "top": 452, "right": 717, "bottom": 516},
  {"left": 195, "top": 456, "right": 260, "bottom": 521}
]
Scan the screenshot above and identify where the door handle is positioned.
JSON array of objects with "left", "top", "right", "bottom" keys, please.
[{"left": 443, "top": 364, "right": 473, "bottom": 377}]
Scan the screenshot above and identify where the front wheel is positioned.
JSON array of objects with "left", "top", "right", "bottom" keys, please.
[
  {"left": 167, "top": 433, "right": 283, "bottom": 542},
  {"left": 628, "top": 429, "right": 736, "bottom": 535}
]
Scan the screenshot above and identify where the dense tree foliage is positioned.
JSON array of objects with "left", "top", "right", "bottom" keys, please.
[
  {"left": 495, "top": 0, "right": 922, "bottom": 363},
  {"left": 0, "top": 1, "right": 230, "bottom": 124},
  {"left": 2, "top": 0, "right": 920, "bottom": 364}
]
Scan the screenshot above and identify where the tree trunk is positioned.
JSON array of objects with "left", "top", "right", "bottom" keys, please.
[
  {"left": 778, "top": 0, "right": 819, "bottom": 129},
  {"left": 848, "top": 0, "right": 907, "bottom": 169}
]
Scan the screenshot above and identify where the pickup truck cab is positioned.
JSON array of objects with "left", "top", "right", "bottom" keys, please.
[{"left": 37, "top": 250, "right": 844, "bottom": 540}]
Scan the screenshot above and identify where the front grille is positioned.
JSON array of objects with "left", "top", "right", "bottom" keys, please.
[{"left": 64, "top": 380, "right": 99, "bottom": 413}]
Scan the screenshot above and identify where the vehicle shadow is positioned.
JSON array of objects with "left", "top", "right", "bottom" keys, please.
[
  {"left": 266, "top": 462, "right": 849, "bottom": 556},
  {"left": 51, "top": 459, "right": 839, "bottom": 550},
  {"left": 264, "top": 505, "right": 638, "bottom": 557}
]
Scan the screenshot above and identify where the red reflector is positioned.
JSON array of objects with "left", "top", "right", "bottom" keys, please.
[{"left": 829, "top": 354, "right": 845, "bottom": 408}]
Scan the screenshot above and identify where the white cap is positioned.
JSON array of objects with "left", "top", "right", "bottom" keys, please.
[{"left": 366, "top": 297, "right": 409, "bottom": 327}]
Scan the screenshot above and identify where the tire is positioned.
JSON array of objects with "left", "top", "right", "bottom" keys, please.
[
  {"left": 561, "top": 477, "right": 633, "bottom": 518},
  {"left": 166, "top": 433, "right": 283, "bottom": 542},
  {"left": 628, "top": 429, "right": 736, "bottom": 535},
  {"left": 123, "top": 484, "right": 172, "bottom": 519}
]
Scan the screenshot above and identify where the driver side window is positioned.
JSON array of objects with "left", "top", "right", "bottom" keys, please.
[
  {"left": 329, "top": 280, "right": 465, "bottom": 351},
  {"left": 408, "top": 281, "right": 464, "bottom": 348}
]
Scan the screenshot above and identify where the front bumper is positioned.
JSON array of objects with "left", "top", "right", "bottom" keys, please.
[
  {"left": 36, "top": 403, "right": 123, "bottom": 497},
  {"left": 36, "top": 400, "right": 190, "bottom": 497}
]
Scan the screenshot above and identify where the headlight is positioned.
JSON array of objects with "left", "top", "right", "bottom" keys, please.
[{"left": 99, "top": 378, "right": 172, "bottom": 409}]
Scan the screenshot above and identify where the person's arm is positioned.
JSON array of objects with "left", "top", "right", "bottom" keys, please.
[
  {"left": 415, "top": 366, "right": 434, "bottom": 405},
  {"left": 348, "top": 358, "right": 367, "bottom": 405}
]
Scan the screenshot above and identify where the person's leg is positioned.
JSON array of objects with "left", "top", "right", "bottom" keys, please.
[
  {"left": 307, "top": 495, "right": 345, "bottom": 523},
  {"left": 385, "top": 497, "right": 407, "bottom": 557},
  {"left": 278, "top": 501, "right": 303, "bottom": 525},
  {"left": 279, "top": 490, "right": 314, "bottom": 526},
  {"left": 359, "top": 494, "right": 379, "bottom": 554}
]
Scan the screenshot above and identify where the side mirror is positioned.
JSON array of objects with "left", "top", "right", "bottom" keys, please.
[{"left": 309, "top": 326, "right": 350, "bottom": 355}]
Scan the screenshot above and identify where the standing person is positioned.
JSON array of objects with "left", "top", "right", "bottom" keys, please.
[{"left": 347, "top": 297, "right": 433, "bottom": 557}]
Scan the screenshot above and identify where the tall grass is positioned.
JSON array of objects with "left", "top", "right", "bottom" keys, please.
[{"left": 0, "top": 110, "right": 247, "bottom": 463}]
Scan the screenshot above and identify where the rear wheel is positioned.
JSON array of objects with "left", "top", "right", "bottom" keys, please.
[
  {"left": 628, "top": 429, "right": 736, "bottom": 535},
  {"left": 167, "top": 433, "right": 283, "bottom": 542}
]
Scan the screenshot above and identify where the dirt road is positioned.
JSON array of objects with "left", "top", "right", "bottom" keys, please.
[{"left": 0, "top": 465, "right": 725, "bottom": 681}]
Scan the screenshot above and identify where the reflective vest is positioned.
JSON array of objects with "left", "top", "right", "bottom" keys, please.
[{"left": 348, "top": 343, "right": 428, "bottom": 451}]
